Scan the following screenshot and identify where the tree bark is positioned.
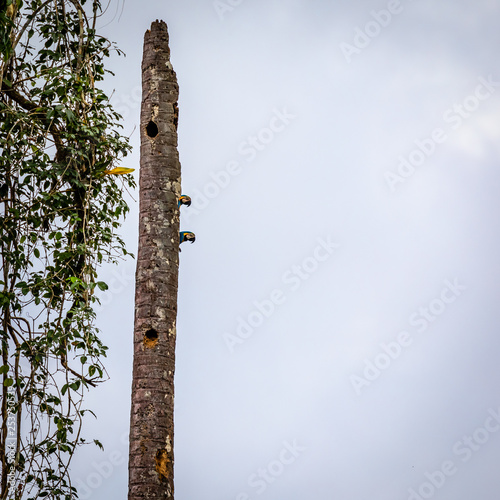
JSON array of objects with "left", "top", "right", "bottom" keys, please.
[{"left": 128, "top": 20, "right": 181, "bottom": 500}]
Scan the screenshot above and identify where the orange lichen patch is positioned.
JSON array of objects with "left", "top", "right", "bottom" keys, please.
[
  {"left": 155, "top": 449, "right": 170, "bottom": 481},
  {"left": 143, "top": 328, "right": 159, "bottom": 348}
]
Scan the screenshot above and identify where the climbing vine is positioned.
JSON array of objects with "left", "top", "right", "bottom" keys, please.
[{"left": 0, "top": 1, "right": 134, "bottom": 498}]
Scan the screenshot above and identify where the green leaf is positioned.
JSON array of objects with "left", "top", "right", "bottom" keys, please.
[
  {"left": 70, "top": 381, "right": 80, "bottom": 391},
  {"left": 96, "top": 281, "right": 108, "bottom": 291}
]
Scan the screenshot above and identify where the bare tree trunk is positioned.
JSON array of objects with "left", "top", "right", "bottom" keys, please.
[{"left": 128, "top": 20, "right": 181, "bottom": 500}]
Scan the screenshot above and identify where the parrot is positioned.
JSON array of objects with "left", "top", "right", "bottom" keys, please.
[
  {"left": 179, "top": 231, "right": 195, "bottom": 251},
  {"left": 178, "top": 195, "right": 191, "bottom": 208}
]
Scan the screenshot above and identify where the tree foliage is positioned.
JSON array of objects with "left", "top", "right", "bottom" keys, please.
[{"left": 0, "top": 1, "right": 134, "bottom": 498}]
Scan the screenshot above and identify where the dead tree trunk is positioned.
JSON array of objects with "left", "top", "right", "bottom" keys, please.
[{"left": 128, "top": 20, "right": 181, "bottom": 500}]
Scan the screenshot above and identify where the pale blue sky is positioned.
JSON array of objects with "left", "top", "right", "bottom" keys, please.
[{"left": 70, "top": 1, "right": 500, "bottom": 499}]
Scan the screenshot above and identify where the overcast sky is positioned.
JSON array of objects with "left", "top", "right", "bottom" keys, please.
[{"left": 69, "top": 1, "right": 500, "bottom": 499}]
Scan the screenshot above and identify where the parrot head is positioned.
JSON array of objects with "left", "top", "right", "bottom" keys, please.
[
  {"left": 178, "top": 195, "right": 192, "bottom": 208},
  {"left": 179, "top": 231, "right": 196, "bottom": 245}
]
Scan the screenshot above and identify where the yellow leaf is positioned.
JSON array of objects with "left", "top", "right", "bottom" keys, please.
[{"left": 103, "top": 167, "right": 135, "bottom": 176}]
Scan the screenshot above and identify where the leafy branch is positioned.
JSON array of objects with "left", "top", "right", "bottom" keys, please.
[{"left": 0, "top": 1, "right": 134, "bottom": 498}]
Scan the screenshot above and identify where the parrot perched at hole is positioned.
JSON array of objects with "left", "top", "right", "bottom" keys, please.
[
  {"left": 179, "top": 231, "right": 195, "bottom": 251},
  {"left": 178, "top": 195, "right": 191, "bottom": 208}
]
